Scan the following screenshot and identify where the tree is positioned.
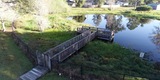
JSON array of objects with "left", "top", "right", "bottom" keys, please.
[
  {"left": 75, "top": 0, "right": 86, "bottom": 7},
  {"left": 144, "top": 0, "right": 152, "bottom": 4},
  {"left": 33, "top": 0, "right": 70, "bottom": 31},
  {"left": 0, "top": 0, "right": 19, "bottom": 32},
  {"left": 94, "top": 0, "right": 106, "bottom": 7},
  {"left": 1, "top": 0, "right": 70, "bottom": 32},
  {"left": 128, "top": 0, "right": 141, "bottom": 7},
  {"left": 106, "top": 0, "right": 116, "bottom": 9}
]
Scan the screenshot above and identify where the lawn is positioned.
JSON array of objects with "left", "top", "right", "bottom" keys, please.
[
  {"left": 0, "top": 32, "right": 32, "bottom": 80},
  {"left": 15, "top": 29, "right": 76, "bottom": 52},
  {"left": 60, "top": 40, "right": 160, "bottom": 80},
  {"left": 40, "top": 72, "right": 68, "bottom": 80}
]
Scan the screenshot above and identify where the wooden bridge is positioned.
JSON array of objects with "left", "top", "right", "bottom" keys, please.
[
  {"left": 19, "top": 27, "right": 114, "bottom": 80},
  {"left": 77, "top": 27, "right": 114, "bottom": 41}
]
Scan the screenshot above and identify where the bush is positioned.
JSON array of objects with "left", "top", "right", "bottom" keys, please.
[
  {"left": 124, "top": 10, "right": 132, "bottom": 14},
  {"left": 136, "top": 6, "right": 152, "bottom": 11},
  {"left": 154, "top": 62, "right": 160, "bottom": 70}
]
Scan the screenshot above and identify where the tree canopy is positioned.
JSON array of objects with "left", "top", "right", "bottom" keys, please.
[
  {"left": 0, "top": 0, "right": 70, "bottom": 31},
  {"left": 75, "top": 0, "right": 86, "bottom": 7}
]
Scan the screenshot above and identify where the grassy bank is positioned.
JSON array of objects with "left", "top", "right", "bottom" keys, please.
[
  {"left": 11, "top": 7, "right": 160, "bottom": 80},
  {"left": 40, "top": 72, "right": 68, "bottom": 80},
  {"left": 60, "top": 40, "right": 160, "bottom": 79},
  {"left": 15, "top": 29, "right": 76, "bottom": 52},
  {"left": 63, "top": 7, "right": 160, "bottom": 20},
  {"left": 0, "top": 32, "right": 32, "bottom": 80}
]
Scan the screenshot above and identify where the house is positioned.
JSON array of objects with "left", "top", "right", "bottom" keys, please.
[
  {"left": 83, "top": 0, "right": 94, "bottom": 8},
  {"left": 116, "top": 1, "right": 129, "bottom": 6},
  {"left": 148, "top": 3, "right": 160, "bottom": 10},
  {"left": 66, "top": 0, "right": 120, "bottom": 8},
  {"left": 66, "top": 0, "right": 95, "bottom": 8},
  {"left": 66, "top": 0, "right": 76, "bottom": 7},
  {"left": 1, "top": 0, "right": 16, "bottom": 7}
]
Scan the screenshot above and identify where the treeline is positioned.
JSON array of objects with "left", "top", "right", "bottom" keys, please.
[{"left": 0, "top": 0, "right": 70, "bottom": 31}]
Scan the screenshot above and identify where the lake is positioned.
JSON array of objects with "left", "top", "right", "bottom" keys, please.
[{"left": 68, "top": 14, "right": 160, "bottom": 62}]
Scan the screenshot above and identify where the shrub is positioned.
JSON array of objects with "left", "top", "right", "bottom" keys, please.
[
  {"left": 124, "top": 10, "right": 132, "bottom": 14},
  {"left": 154, "top": 62, "right": 160, "bottom": 70},
  {"left": 136, "top": 6, "right": 152, "bottom": 11}
]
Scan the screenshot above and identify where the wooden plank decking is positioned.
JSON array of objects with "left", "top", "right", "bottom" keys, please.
[{"left": 19, "top": 66, "right": 48, "bottom": 80}]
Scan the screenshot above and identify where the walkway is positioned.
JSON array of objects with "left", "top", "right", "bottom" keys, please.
[
  {"left": 19, "top": 27, "right": 113, "bottom": 80},
  {"left": 19, "top": 66, "right": 48, "bottom": 80}
]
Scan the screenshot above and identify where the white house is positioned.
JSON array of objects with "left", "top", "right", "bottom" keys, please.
[
  {"left": 66, "top": 0, "right": 76, "bottom": 7},
  {"left": 148, "top": 3, "right": 160, "bottom": 10},
  {"left": 116, "top": 1, "right": 129, "bottom": 6}
]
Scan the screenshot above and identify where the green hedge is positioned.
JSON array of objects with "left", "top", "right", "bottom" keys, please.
[{"left": 136, "top": 6, "right": 152, "bottom": 11}]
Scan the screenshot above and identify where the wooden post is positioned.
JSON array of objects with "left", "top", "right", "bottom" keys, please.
[
  {"left": 44, "top": 54, "right": 52, "bottom": 70},
  {"left": 11, "top": 21, "right": 16, "bottom": 32},
  {"left": 1, "top": 20, "right": 6, "bottom": 32},
  {"left": 58, "top": 54, "right": 61, "bottom": 62}
]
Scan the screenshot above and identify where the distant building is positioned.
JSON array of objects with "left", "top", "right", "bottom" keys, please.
[
  {"left": 83, "top": 0, "right": 94, "bottom": 8},
  {"left": 116, "top": 1, "right": 129, "bottom": 6},
  {"left": 1, "top": 0, "right": 16, "bottom": 7},
  {"left": 66, "top": 0, "right": 120, "bottom": 8},
  {"left": 148, "top": 3, "right": 160, "bottom": 10},
  {"left": 66, "top": 0, "right": 76, "bottom": 7}
]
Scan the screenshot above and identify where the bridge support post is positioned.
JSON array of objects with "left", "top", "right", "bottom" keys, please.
[
  {"left": 58, "top": 55, "right": 61, "bottom": 62},
  {"left": 44, "top": 54, "right": 52, "bottom": 70},
  {"left": 36, "top": 51, "right": 45, "bottom": 66}
]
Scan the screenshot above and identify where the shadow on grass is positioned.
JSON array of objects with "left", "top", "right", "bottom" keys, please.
[
  {"left": 15, "top": 30, "right": 77, "bottom": 53},
  {"left": 0, "top": 32, "right": 33, "bottom": 80}
]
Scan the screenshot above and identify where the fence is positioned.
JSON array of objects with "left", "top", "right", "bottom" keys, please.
[
  {"left": 41, "top": 30, "right": 96, "bottom": 70},
  {"left": 11, "top": 32, "right": 37, "bottom": 65},
  {"left": 44, "top": 30, "right": 91, "bottom": 57}
]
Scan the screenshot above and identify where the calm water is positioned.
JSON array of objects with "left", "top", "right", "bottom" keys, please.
[{"left": 68, "top": 14, "right": 160, "bottom": 62}]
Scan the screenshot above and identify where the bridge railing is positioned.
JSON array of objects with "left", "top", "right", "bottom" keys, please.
[
  {"left": 44, "top": 30, "right": 91, "bottom": 58},
  {"left": 50, "top": 31, "right": 96, "bottom": 63},
  {"left": 11, "top": 32, "right": 37, "bottom": 64},
  {"left": 97, "top": 29, "right": 113, "bottom": 40},
  {"left": 77, "top": 27, "right": 114, "bottom": 41}
]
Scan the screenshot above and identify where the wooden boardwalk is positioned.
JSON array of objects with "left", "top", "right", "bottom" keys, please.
[
  {"left": 19, "top": 27, "right": 113, "bottom": 80},
  {"left": 19, "top": 66, "right": 48, "bottom": 80},
  {"left": 77, "top": 27, "right": 114, "bottom": 41}
]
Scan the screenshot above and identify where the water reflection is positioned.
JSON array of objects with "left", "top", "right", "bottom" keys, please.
[
  {"left": 105, "top": 15, "right": 125, "bottom": 33},
  {"left": 92, "top": 14, "right": 102, "bottom": 27},
  {"left": 127, "top": 18, "right": 151, "bottom": 30},
  {"left": 151, "top": 26, "right": 160, "bottom": 52},
  {"left": 68, "top": 14, "right": 160, "bottom": 62},
  {"left": 127, "top": 18, "right": 141, "bottom": 30},
  {"left": 139, "top": 18, "right": 151, "bottom": 26},
  {"left": 73, "top": 15, "right": 86, "bottom": 23}
]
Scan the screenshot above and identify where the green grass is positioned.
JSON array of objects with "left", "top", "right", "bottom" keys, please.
[
  {"left": 40, "top": 72, "right": 68, "bottom": 80},
  {"left": 0, "top": 32, "right": 33, "bottom": 80},
  {"left": 64, "top": 7, "right": 160, "bottom": 20},
  {"left": 15, "top": 29, "right": 76, "bottom": 52},
  {"left": 9, "top": 7, "right": 160, "bottom": 80},
  {"left": 60, "top": 40, "right": 159, "bottom": 79}
]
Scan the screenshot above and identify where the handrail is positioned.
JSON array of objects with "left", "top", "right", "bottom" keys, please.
[
  {"left": 50, "top": 31, "right": 96, "bottom": 61},
  {"left": 44, "top": 30, "right": 91, "bottom": 57}
]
